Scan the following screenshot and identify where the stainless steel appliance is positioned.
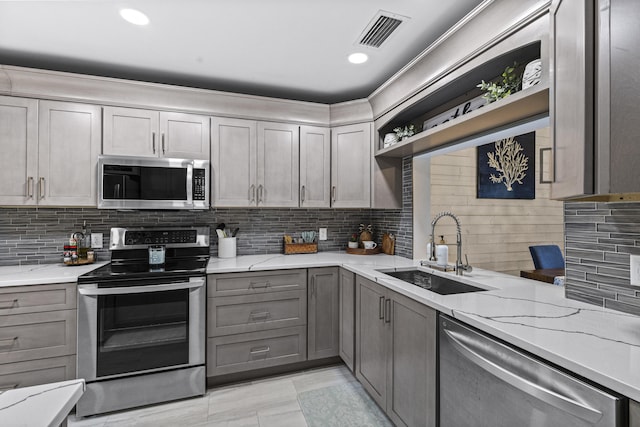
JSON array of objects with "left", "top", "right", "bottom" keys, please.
[
  {"left": 76, "top": 227, "right": 209, "bottom": 417},
  {"left": 98, "top": 155, "right": 210, "bottom": 210},
  {"left": 439, "top": 315, "right": 625, "bottom": 427}
]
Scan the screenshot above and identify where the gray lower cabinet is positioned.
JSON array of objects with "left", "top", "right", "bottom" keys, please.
[
  {"left": 207, "top": 270, "right": 308, "bottom": 376},
  {"left": 355, "top": 275, "right": 436, "bottom": 427},
  {"left": 338, "top": 268, "right": 355, "bottom": 371},
  {"left": 0, "top": 283, "right": 77, "bottom": 389},
  {"left": 631, "top": 399, "right": 640, "bottom": 427},
  {"left": 307, "top": 267, "right": 339, "bottom": 360}
]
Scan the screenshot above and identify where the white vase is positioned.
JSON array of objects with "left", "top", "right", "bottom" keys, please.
[{"left": 348, "top": 241, "right": 359, "bottom": 249}]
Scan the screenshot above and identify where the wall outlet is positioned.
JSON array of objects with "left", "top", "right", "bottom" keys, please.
[
  {"left": 319, "top": 228, "right": 328, "bottom": 241},
  {"left": 91, "top": 233, "right": 103, "bottom": 249},
  {"left": 631, "top": 255, "right": 640, "bottom": 286}
]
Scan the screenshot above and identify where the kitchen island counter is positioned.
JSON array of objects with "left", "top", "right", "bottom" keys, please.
[
  {"left": 208, "top": 252, "right": 640, "bottom": 403},
  {"left": 0, "top": 379, "right": 84, "bottom": 427}
]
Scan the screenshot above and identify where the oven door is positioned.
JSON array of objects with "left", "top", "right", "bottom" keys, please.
[{"left": 77, "top": 276, "right": 205, "bottom": 381}]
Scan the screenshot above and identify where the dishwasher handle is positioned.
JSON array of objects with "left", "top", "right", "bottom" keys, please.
[{"left": 442, "top": 325, "right": 603, "bottom": 424}]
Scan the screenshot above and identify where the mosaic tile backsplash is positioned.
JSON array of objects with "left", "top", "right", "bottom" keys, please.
[
  {"left": 564, "top": 201, "right": 640, "bottom": 315},
  {"left": 0, "top": 160, "right": 413, "bottom": 266}
]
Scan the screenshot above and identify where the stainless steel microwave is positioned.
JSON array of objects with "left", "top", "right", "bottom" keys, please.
[{"left": 98, "top": 155, "right": 210, "bottom": 210}]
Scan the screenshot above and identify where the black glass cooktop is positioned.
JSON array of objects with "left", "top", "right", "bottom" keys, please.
[{"left": 78, "top": 258, "right": 208, "bottom": 283}]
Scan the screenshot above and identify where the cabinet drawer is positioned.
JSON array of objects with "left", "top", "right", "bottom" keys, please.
[
  {"left": 0, "top": 310, "right": 76, "bottom": 364},
  {"left": 207, "top": 326, "right": 306, "bottom": 376},
  {"left": 0, "top": 355, "right": 76, "bottom": 391},
  {"left": 208, "top": 290, "right": 306, "bottom": 337},
  {"left": 208, "top": 270, "right": 307, "bottom": 296},
  {"left": 0, "top": 283, "right": 76, "bottom": 315}
]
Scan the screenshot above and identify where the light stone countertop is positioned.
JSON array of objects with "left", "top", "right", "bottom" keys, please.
[
  {"left": 0, "top": 262, "right": 108, "bottom": 287},
  {"left": 208, "top": 252, "right": 640, "bottom": 402},
  {"left": 0, "top": 378, "right": 84, "bottom": 427}
]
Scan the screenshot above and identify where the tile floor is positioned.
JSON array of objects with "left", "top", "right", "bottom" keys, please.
[{"left": 68, "top": 364, "right": 380, "bottom": 427}]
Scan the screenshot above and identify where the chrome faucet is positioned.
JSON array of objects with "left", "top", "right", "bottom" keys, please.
[{"left": 429, "top": 211, "right": 472, "bottom": 276}]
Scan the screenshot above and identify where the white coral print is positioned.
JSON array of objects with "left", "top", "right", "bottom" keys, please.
[{"left": 487, "top": 136, "right": 528, "bottom": 191}]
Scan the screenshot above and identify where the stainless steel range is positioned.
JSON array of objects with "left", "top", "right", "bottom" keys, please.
[{"left": 76, "top": 226, "right": 209, "bottom": 417}]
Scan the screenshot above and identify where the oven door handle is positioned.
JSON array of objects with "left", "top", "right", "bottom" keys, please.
[{"left": 78, "top": 277, "right": 205, "bottom": 296}]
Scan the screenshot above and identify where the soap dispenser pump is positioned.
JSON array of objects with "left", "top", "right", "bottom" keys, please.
[{"left": 436, "top": 235, "right": 448, "bottom": 267}]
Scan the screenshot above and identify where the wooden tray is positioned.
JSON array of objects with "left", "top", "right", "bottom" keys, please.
[
  {"left": 63, "top": 259, "right": 95, "bottom": 266},
  {"left": 284, "top": 242, "right": 318, "bottom": 255},
  {"left": 346, "top": 247, "right": 381, "bottom": 255}
]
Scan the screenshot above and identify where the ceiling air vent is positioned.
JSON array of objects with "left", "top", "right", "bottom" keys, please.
[{"left": 358, "top": 11, "right": 405, "bottom": 48}]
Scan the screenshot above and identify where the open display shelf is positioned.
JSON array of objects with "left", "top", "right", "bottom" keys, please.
[{"left": 376, "top": 41, "right": 547, "bottom": 158}]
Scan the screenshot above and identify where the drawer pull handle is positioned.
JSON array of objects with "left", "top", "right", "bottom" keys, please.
[
  {"left": 249, "top": 281, "right": 270, "bottom": 289},
  {"left": 249, "top": 346, "right": 270, "bottom": 359},
  {"left": 379, "top": 296, "right": 385, "bottom": 320},
  {"left": 0, "top": 299, "right": 18, "bottom": 309},
  {"left": 0, "top": 383, "right": 18, "bottom": 392},
  {"left": 249, "top": 311, "right": 270, "bottom": 320},
  {"left": 0, "top": 337, "right": 18, "bottom": 348}
]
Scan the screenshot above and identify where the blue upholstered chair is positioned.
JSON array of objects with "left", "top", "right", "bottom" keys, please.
[{"left": 528, "top": 245, "right": 565, "bottom": 269}]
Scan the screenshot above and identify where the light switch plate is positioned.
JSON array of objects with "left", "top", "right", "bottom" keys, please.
[
  {"left": 319, "top": 228, "right": 328, "bottom": 241},
  {"left": 631, "top": 255, "right": 640, "bottom": 286},
  {"left": 91, "top": 233, "right": 103, "bottom": 249}
]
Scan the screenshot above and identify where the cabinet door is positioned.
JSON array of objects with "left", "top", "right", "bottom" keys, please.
[
  {"left": 307, "top": 267, "right": 339, "bottom": 360},
  {"left": 0, "top": 96, "right": 38, "bottom": 206},
  {"left": 300, "top": 126, "right": 330, "bottom": 207},
  {"left": 103, "top": 106, "right": 159, "bottom": 157},
  {"left": 355, "top": 276, "right": 387, "bottom": 408},
  {"left": 387, "top": 291, "right": 436, "bottom": 427},
  {"left": 160, "top": 112, "right": 210, "bottom": 160},
  {"left": 331, "top": 123, "right": 371, "bottom": 208},
  {"left": 338, "top": 268, "right": 355, "bottom": 371},
  {"left": 257, "top": 122, "right": 299, "bottom": 207},
  {"left": 211, "top": 117, "right": 257, "bottom": 207},
  {"left": 38, "top": 101, "right": 101, "bottom": 206},
  {"left": 549, "top": 0, "right": 594, "bottom": 199}
]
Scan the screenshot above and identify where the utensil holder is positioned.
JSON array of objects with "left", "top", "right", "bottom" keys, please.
[{"left": 218, "top": 237, "right": 237, "bottom": 258}]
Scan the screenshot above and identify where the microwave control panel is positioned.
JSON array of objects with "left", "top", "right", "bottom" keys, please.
[{"left": 193, "top": 169, "right": 207, "bottom": 201}]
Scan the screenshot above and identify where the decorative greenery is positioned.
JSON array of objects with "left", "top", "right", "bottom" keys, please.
[
  {"left": 477, "top": 62, "right": 522, "bottom": 103},
  {"left": 358, "top": 224, "right": 373, "bottom": 234},
  {"left": 393, "top": 124, "right": 416, "bottom": 140},
  {"left": 349, "top": 233, "right": 358, "bottom": 242}
]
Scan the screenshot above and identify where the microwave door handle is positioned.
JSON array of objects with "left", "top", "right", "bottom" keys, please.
[
  {"left": 113, "top": 183, "right": 121, "bottom": 199},
  {"left": 78, "top": 277, "right": 205, "bottom": 296},
  {"left": 186, "top": 163, "right": 193, "bottom": 205}
]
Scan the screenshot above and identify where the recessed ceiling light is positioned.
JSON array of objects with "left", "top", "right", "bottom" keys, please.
[
  {"left": 120, "top": 8, "right": 149, "bottom": 26},
  {"left": 348, "top": 53, "right": 368, "bottom": 64}
]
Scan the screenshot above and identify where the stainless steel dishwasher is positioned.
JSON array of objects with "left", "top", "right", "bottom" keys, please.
[{"left": 439, "top": 315, "right": 625, "bottom": 427}]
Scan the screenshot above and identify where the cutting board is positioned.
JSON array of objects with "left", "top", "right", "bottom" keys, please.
[{"left": 382, "top": 233, "right": 395, "bottom": 255}]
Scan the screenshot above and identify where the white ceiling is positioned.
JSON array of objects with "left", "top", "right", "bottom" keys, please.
[{"left": 0, "top": 0, "right": 484, "bottom": 104}]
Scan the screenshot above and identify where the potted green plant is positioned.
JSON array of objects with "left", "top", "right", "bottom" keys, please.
[
  {"left": 348, "top": 233, "right": 359, "bottom": 249},
  {"left": 393, "top": 124, "right": 416, "bottom": 141},
  {"left": 477, "top": 62, "right": 522, "bottom": 103}
]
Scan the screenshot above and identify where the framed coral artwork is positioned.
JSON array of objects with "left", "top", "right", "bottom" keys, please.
[{"left": 476, "top": 132, "right": 536, "bottom": 199}]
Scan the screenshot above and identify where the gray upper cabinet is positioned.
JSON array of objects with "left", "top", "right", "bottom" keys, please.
[
  {"left": 355, "top": 275, "right": 437, "bottom": 427},
  {"left": 257, "top": 122, "right": 299, "bottom": 207},
  {"left": 211, "top": 117, "right": 299, "bottom": 207},
  {"left": 103, "top": 106, "right": 210, "bottom": 160},
  {"left": 211, "top": 117, "right": 256, "bottom": 207},
  {"left": 38, "top": 101, "right": 101, "bottom": 206},
  {"left": 300, "top": 126, "right": 330, "bottom": 208},
  {"left": 331, "top": 123, "right": 371, "bottom": 208},
  {"left": 0, "top": 96, "right": 38, "bottom": 206},
  {"left": 307, "top": 267, "right": 339, "bottom": 360},
  {"left": 550, "top": 0, "right": 640, "bottom": 199},
  {"left": 0, "top": 97, "right": 100, "bottom": 207}
]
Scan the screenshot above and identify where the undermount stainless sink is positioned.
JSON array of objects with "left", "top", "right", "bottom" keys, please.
[{"left": 383, "top": 269, "right": 485, "bottom": 295}]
